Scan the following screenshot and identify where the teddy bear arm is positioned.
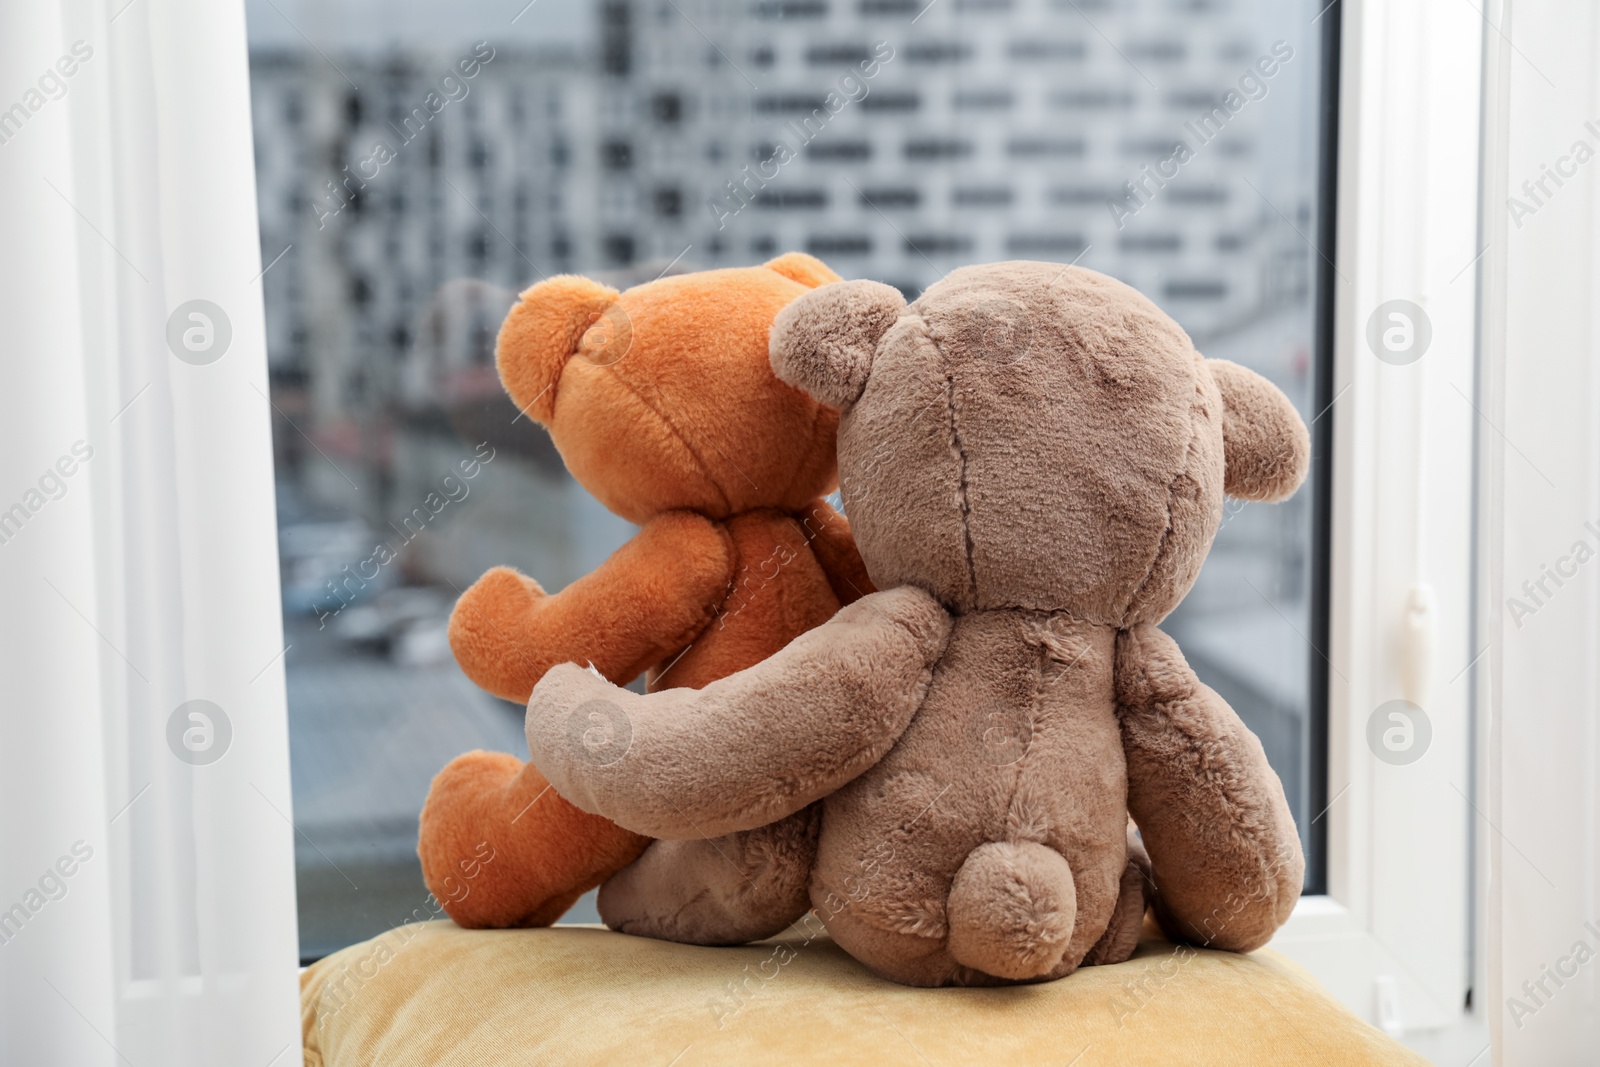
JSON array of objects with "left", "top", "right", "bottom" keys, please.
[
  {"left": 1114, "top": 624, "right": 1305, "bottom": 953},
  {"left": 524, "top": 586, "right": 953, "bottom": 840},
  {"left": 447, "top": 512, "right": 736, "bottom": 703},
  {"left": 798, "top": 498, "right": 876, "bottom": 604}
]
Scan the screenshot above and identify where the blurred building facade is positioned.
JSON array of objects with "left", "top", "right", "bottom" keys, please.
[
  {"left": 251, "top": 0, "right": 1317, "bottom": 415},
  {"left": 594, "top": 0, "right": 1316, "bottom": 337}
]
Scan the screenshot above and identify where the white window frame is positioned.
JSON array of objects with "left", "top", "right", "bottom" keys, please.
[
  {"left": 1267, "top": 0, "right": 1486, "bottom": 1048},
  {"left": 1481, "top": 0, "right": 1600, "bottom": 1061}
]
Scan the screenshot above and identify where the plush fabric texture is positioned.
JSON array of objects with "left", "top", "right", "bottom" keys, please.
[
  {"left": 523, "top": 261, "right": 1311, "bottom": 987},
  {"left": 529, "top": 588, "right": 950, "bottom": 841},
  {"left": 419, "top": 253, "right": 878, "bottom": 931},
  {"left": 1209, "top": 358, "right": 1313, "bottom": 502},
  {"left": 300, "top": 922, "right": 1427, "bottom": 1067}
]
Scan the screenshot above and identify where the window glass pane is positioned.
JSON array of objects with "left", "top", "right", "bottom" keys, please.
[{"left": 247, "top": 0, "right": 1329, "bottom": 960}]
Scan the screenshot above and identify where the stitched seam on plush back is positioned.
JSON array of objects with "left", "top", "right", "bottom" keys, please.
[
  {"left": 1120, "top": 353, "right": 1207, "bottom": 626},
  {"left": 924, "top": 318, "right": 980, "bottom": 610}
]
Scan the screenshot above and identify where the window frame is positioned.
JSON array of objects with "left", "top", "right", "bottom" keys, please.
[
  {"left": 1268, "top": 0, "right": 1484, "bottom": 1042},
  {"left": 1480, "top": 1, "right": 1600, "bottom": 1060}
]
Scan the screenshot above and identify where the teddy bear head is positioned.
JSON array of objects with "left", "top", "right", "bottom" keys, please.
[
  {"left": 496, "top": 253, "right": 844, "bottom": 524},
  {"left": 769, "top": 261, "right": 1309, "bottom": 626}
]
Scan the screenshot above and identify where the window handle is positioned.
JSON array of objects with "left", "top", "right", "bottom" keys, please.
[{"left": 1401, "top": 583, "right": 1436, "bottom": 711}]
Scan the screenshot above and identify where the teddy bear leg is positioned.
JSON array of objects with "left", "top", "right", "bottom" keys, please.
[
  {"left": 418, "top": 750, "right": 649, "bottom": 928},
  {"left": 598, "top": 805, "right": 821, "bottom": 945},
  {"left": 1081, "top": 831, "right": 1153, "bottom": 967}
]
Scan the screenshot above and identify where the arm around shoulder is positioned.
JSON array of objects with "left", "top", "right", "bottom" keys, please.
[{"left": 526, "top": 586, "right": 953, "bottom": 839}]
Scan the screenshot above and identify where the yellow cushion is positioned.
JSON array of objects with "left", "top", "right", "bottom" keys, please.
[{"left": 301, "top": 921, "right": 1424, "bottom": 1066}]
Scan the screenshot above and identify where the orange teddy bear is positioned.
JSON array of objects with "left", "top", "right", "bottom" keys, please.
[{"left": 417, "top": 253, "right": 874, "bottom": 927}]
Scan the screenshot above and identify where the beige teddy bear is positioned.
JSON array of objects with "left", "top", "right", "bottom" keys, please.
[{"left": 521, "top": 261, "right": 1310, "bottom": 987}]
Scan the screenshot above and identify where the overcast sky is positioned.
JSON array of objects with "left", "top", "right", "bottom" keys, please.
[{"left": 244, "top": 0, "right": 594, "bottom": 52}]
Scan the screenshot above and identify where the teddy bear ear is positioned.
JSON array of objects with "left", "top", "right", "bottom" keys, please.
[
  {"left": 770, "top": 280, "right": 906, "bottom": 408},
  {"left": 496, "top": 275, "right": 620, "bottom": 424},
  {"left": 1207, "top": 359, "right": 1311, "bottom": 502},
  {"left": 764, "top": 252, "right": 843, "bottom": 290}
]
